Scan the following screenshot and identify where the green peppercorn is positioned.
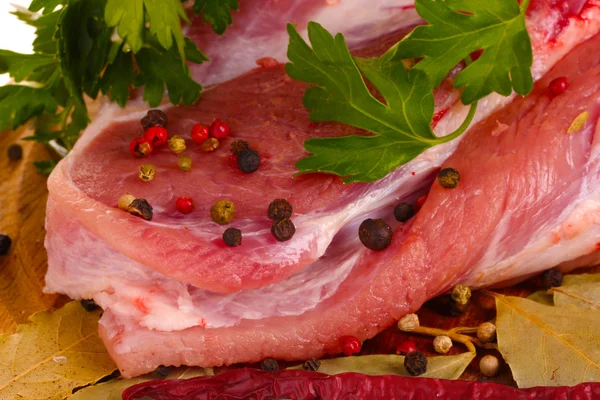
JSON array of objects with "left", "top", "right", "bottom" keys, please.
[
  {"left": 540, "top": 268, "right": 563, "bottom": 289},
  {"left": 128, "top": 199, "right": 153, "bottom": 221},
  {"left": 438, "top": 168, "right": 460, "bottom": 188},
  {"left": 80, "top": 299, "right": 99, "bottom": 312},
  {"left": 230, "top": 139, "right": 251, "bottom": 155},
  {"left": 211, "top": 200, "right": 236, "bottom": 225},
  {"left": 0, "top": 234, "right": 11, "bottom": 255},
  {"left": 302, "top": 358, "right": 321, "bottom": 372},
  {"left": 450, "top": 284, "right": 471, "bottom": 305},
  {"left": 223, "top": 227, "right": 242, "bottom": 247},
  {"left": 139, "top": 164, "right": 156, "bottom": 182},
  {"left": 7, "top": 144, "right": 22, "bottom": 161},
  {"left": 271, "top": 218, "right": 295, "bottom": 241},
  {"left": 178, "top": 156, "right": 192, "bottom": 172},
  {"left": 238, "top": 149, "right": 260, "bottom": 173},
  {"left": 141, "top": 109, "right": 168, "bottom": 130},
  {"left": 267, "top": 199, "right": 292, "bottom": 221},
  {"left": 153, "top": 365, "right": 171, "bottom": 378},
  {"left": 394, "top": 202, "right": 414, "bottom": 222},
  {"left": 168, "top": 135, "right": 186, "bottom": 154},
  {"left": 358, "top": 218, "right": 393, "bottom": 251},
  {"left": 260, "top": 358, "right": 279, "bottom": 371},
  {"left": 404, "top": 351, "right": 427, "bottom": 376}
]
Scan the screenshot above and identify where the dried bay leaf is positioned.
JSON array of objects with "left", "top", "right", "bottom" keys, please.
[
  {"left": 70, "top": 367, "right": 213, "bottom": 400},
  {"left": 526, "top": 290, "right": 553, "bottom": 306},
  {"left": 551, "top": 273, "right": 600, "bottom": 310},
  {"left": 288, "top": 352, "right": 474, "bottom": 380},
  {"left": 494, "top": 294, "right": 600, "bottom": 388},
  {"left": 0, "top": 302, "right": 117, "bottom": 400}
]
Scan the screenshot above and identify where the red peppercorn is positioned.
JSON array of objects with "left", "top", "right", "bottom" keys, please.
[
  {"left": 396, "top": 339, "right": 417, "bottom": 355},
  {"left": 210, "top": 119, "right": 231, "bottom": 139},
  {"left": 144, "top": 126, "right": 168, "bottom": 147},
  {"left": 130, "top": 138, "right": 153, "bottom": 158},
  {"left": 548, "top": 76, "right": 570, "bottom": 97},
  {"left": 191, "top": 123, "right": 210, "bottom": 144},
  {"left": 339, "top": 336, "right": 361, "bottom": 356},
  {"left": 415, "top": 194, "right": 428, "bottom": 212},
  {"left": 176, "top": 196, "right": 194, "bottom": 214}
]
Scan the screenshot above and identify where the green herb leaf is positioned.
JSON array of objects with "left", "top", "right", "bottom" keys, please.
[
  {"left": 393, "top": 0, "right": 533, "bottom": 104},
  {"left": 193, "top": 0, "right": 239, "bottom": 35},
  {"left": 287, "top": 22, "right": 460, "bottom": 183},
  {"left": 0, "top": 50, "right": 56, "bottom": 82},
  {"left": 34, "top": 159, "right": 58, "bottom": 175},
  {"left": 12, "top": 8, "right": 61, "bottom": 54},
  {"left": 0, "top": 85, "right": 57, "bottom": 131},
  {"left": 28, "top": 0, "right": 66, "bottom": 15}
]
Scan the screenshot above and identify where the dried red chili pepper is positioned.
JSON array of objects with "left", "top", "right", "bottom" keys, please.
[{"left": 122, "top": 368, "right": 600, "bottom": 400}]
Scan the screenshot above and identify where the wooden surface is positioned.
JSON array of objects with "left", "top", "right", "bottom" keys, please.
[{"left": 0, "top": 126, "right": 64, "bottom": 333}]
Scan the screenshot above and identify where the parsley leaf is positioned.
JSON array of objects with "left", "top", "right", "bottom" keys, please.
[
  {"left": 287, "top": 23, "right": 462, "bottom": 183},
  {"left": 0, "top": 86, "right": 57, "bottom": 131},
  {"left": 193, "top": 0, "right": 239, "bottom": 35},
  {"left": 0, "top": 50, "right": 56, "bottom": 82},
  {"left": 34, "top": 159, "right": 58, "bottom": 175},
  {"left": 393, "top": 0, "right": 533, "bottom": 104}
]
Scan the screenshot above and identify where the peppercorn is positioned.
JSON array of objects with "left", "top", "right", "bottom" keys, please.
[
  {"left": 302, "top": 358, "right": 321, "bottom": 372},
  {"left": 138, "top": 164, "right": 155, "bottom": 182},
  {"left": 153, "top": 365, "right": 171, "bottom": 378},
  {"left": 237, "top": 149, "right": 260, "bottom": 173},
  {"left": 118, "top": 194, "right": 136, "bottom": 211},
  {"left": 540, "top": 268, "right": 563, "bottom": 289},
  {"left": 404, "top": 351, "right": 427, "bottom": 376},
  {"left": 141, "top": 109, "right": 168, "bottom": 130},
  {"left": 230, "top": 139, "right": 250, "bottom": 155},
  {"left": 271, "top": 218, "right": 295, "bottom": 242},
  {"left": 358, "top": 218, "right": 393, "bottom": 251},
  {"left": 548, "top": 76, "right": 570, "bottom": 97},
  {"left": 80, "top": 299, "right": 99, "bottom": 312},
  {"left": 130, "top": 138, "right": 153, "bottom": 158},
  {"left": 438, "top": 167, "right": 460, "bottom": 188},
  {"left": 267, "top": 199, "right": 293, "bottom": 221},
  {"left": 178, "top": 156, "right": 192, "bottom": 172},
  {"left": 223, "top": 227, "right": 242, "bottom": 247},
  {"left": 477, "top": 322, "right": 497, "bottom": 343},
  {"left": 201, "top": 137, "right": 220, "bottom": 152},
  {"left": 7, "top": 144, "right": 22, "bottom": 161},
  {"left": 480, "top": 355, "right": 500, "bottom": 377},
  {"left": 210, "top": 200, "right": 236, "bottom": 224},
  {"left": 176, "top": 196, "right": 195, "bottom": 214},
  {"left": 394, "top": 202, "right": 414, "bottom": 222},
  {"left": 260, "top": 358, "right": 279, "bottom": 371},
  {"left": 396, "top": 339, "right": 417, "bottom": 355},
  {"left": 144, "top": 126, "right": 169, "bottom": 148},
  {"left": 128, "top": 198, "right": 153, "bottom": 221},
  {"left": 0, "top": 234, "right": 11, "bottom": 255},
  {"left": 433, "top": 335, "right": 452, "bottom": 354},
  {"left": 210, "top": 119, "right": 231, "bottom": 139},
  {"left": 191, "top": 123, "right": 210, "bottom": 144},
  {"left": 450, "top": 284, "right": 471, "bottom": 305},
  {"left": 339, "top": 336, "right": 361, "bottom": 356},
  {"left": 397, "top": 314, "right": 419, "bottom": 332},
  {"left": 168, "top": 135, "right": 186, "bottom": 154}
]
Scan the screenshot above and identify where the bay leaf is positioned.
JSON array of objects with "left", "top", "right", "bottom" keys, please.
[
  {"left": 0, "top": 301, "right": 117, "bottom": 400},
  {"left": 70, "top": 367, "right": 213, "bottom": 400},
  {"left": 551, "top": 273, "right": 600, "bottom": 310},
  {"left": 526, "top": 290, "right": 553, "bottom": 306},
  {"left": 494, "top": 294, "right": 600, "bottom": 388},
  {"left": 288, "top": 352, "right": 474, "bottom": 380}
]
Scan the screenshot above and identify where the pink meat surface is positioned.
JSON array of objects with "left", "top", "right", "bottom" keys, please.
[{"left": 44, "top": 0, "right": 600, "bottom": 378}]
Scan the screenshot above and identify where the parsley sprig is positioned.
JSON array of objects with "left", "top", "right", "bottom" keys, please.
[
  {"left": 0, "top": 0, "right": 237, "bottom": 171},
  {"left": 287, "top": 0, "right": 532, "bottom": 183}
]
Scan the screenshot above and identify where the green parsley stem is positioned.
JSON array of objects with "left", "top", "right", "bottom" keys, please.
[{"left": 438, "top": 101, "right": 478, "bottom": 143}]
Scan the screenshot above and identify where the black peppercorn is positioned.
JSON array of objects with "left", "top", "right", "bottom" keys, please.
[
  {"left": 80, "top": 299, "right": 100, "bottom": 312},
  {"left": 404, "top": 351, "right": 427, "bottom": 376},
  {"left": 128, "top": 199, "right": 153, "bottom": 221},
  {"left": 302, "top": 358, "right": 321, "bottom": 372},
  {"left": 271, "top": 218, "right": 295, "bottom": 242},
  {"left": 426, "top": 294, "right": 470, "bottom": 317},
  {"left": 394, "top": 202, "right": 414, "bottom": 222},
  {"left": 230, "top": 139, "right": 251, "bottom": 155},
  {"left": 540, "top": 268, "right": 563, "bottom": 289},
  {"left": 267, "top": 199, "right": 293, "bottom": 221},
  {"left": 260, "top": 358, "right": 279, "bottom": 371},
  {"left": 0, "top": 234, "right": 12, "bottom": 255},
  {"left": 438, "top": 168, "right": 460, "bottom": 188},
  {"left": 153, "top": 365, "right": 172, "bottom": 378},
  {"left": 141, "top": 109, "right": 168, "bottom": 130},
  {"left": 358, "top": 218, "right": 393, "bottom": 251},
  {"left": 237, "top": 149, "right": 260, "bottom": 173},
  {"left": 7, "top": 144, "right": 22, "bottom": 161},
  {"left": 223, "top": 227, "right": 242, "bottom": 247}
]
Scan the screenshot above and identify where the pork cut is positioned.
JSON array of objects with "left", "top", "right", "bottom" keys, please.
[{"left": 44, "top": 0, "right": 600, "bottom": 377}]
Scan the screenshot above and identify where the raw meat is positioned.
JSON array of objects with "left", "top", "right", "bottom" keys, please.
[{"left": 44, "top": 0, "right": 600, "bottom": 378}]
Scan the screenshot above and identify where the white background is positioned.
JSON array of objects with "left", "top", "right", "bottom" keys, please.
[{"left": 0, "top": 0, "right": 36, "bottom": 85}]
